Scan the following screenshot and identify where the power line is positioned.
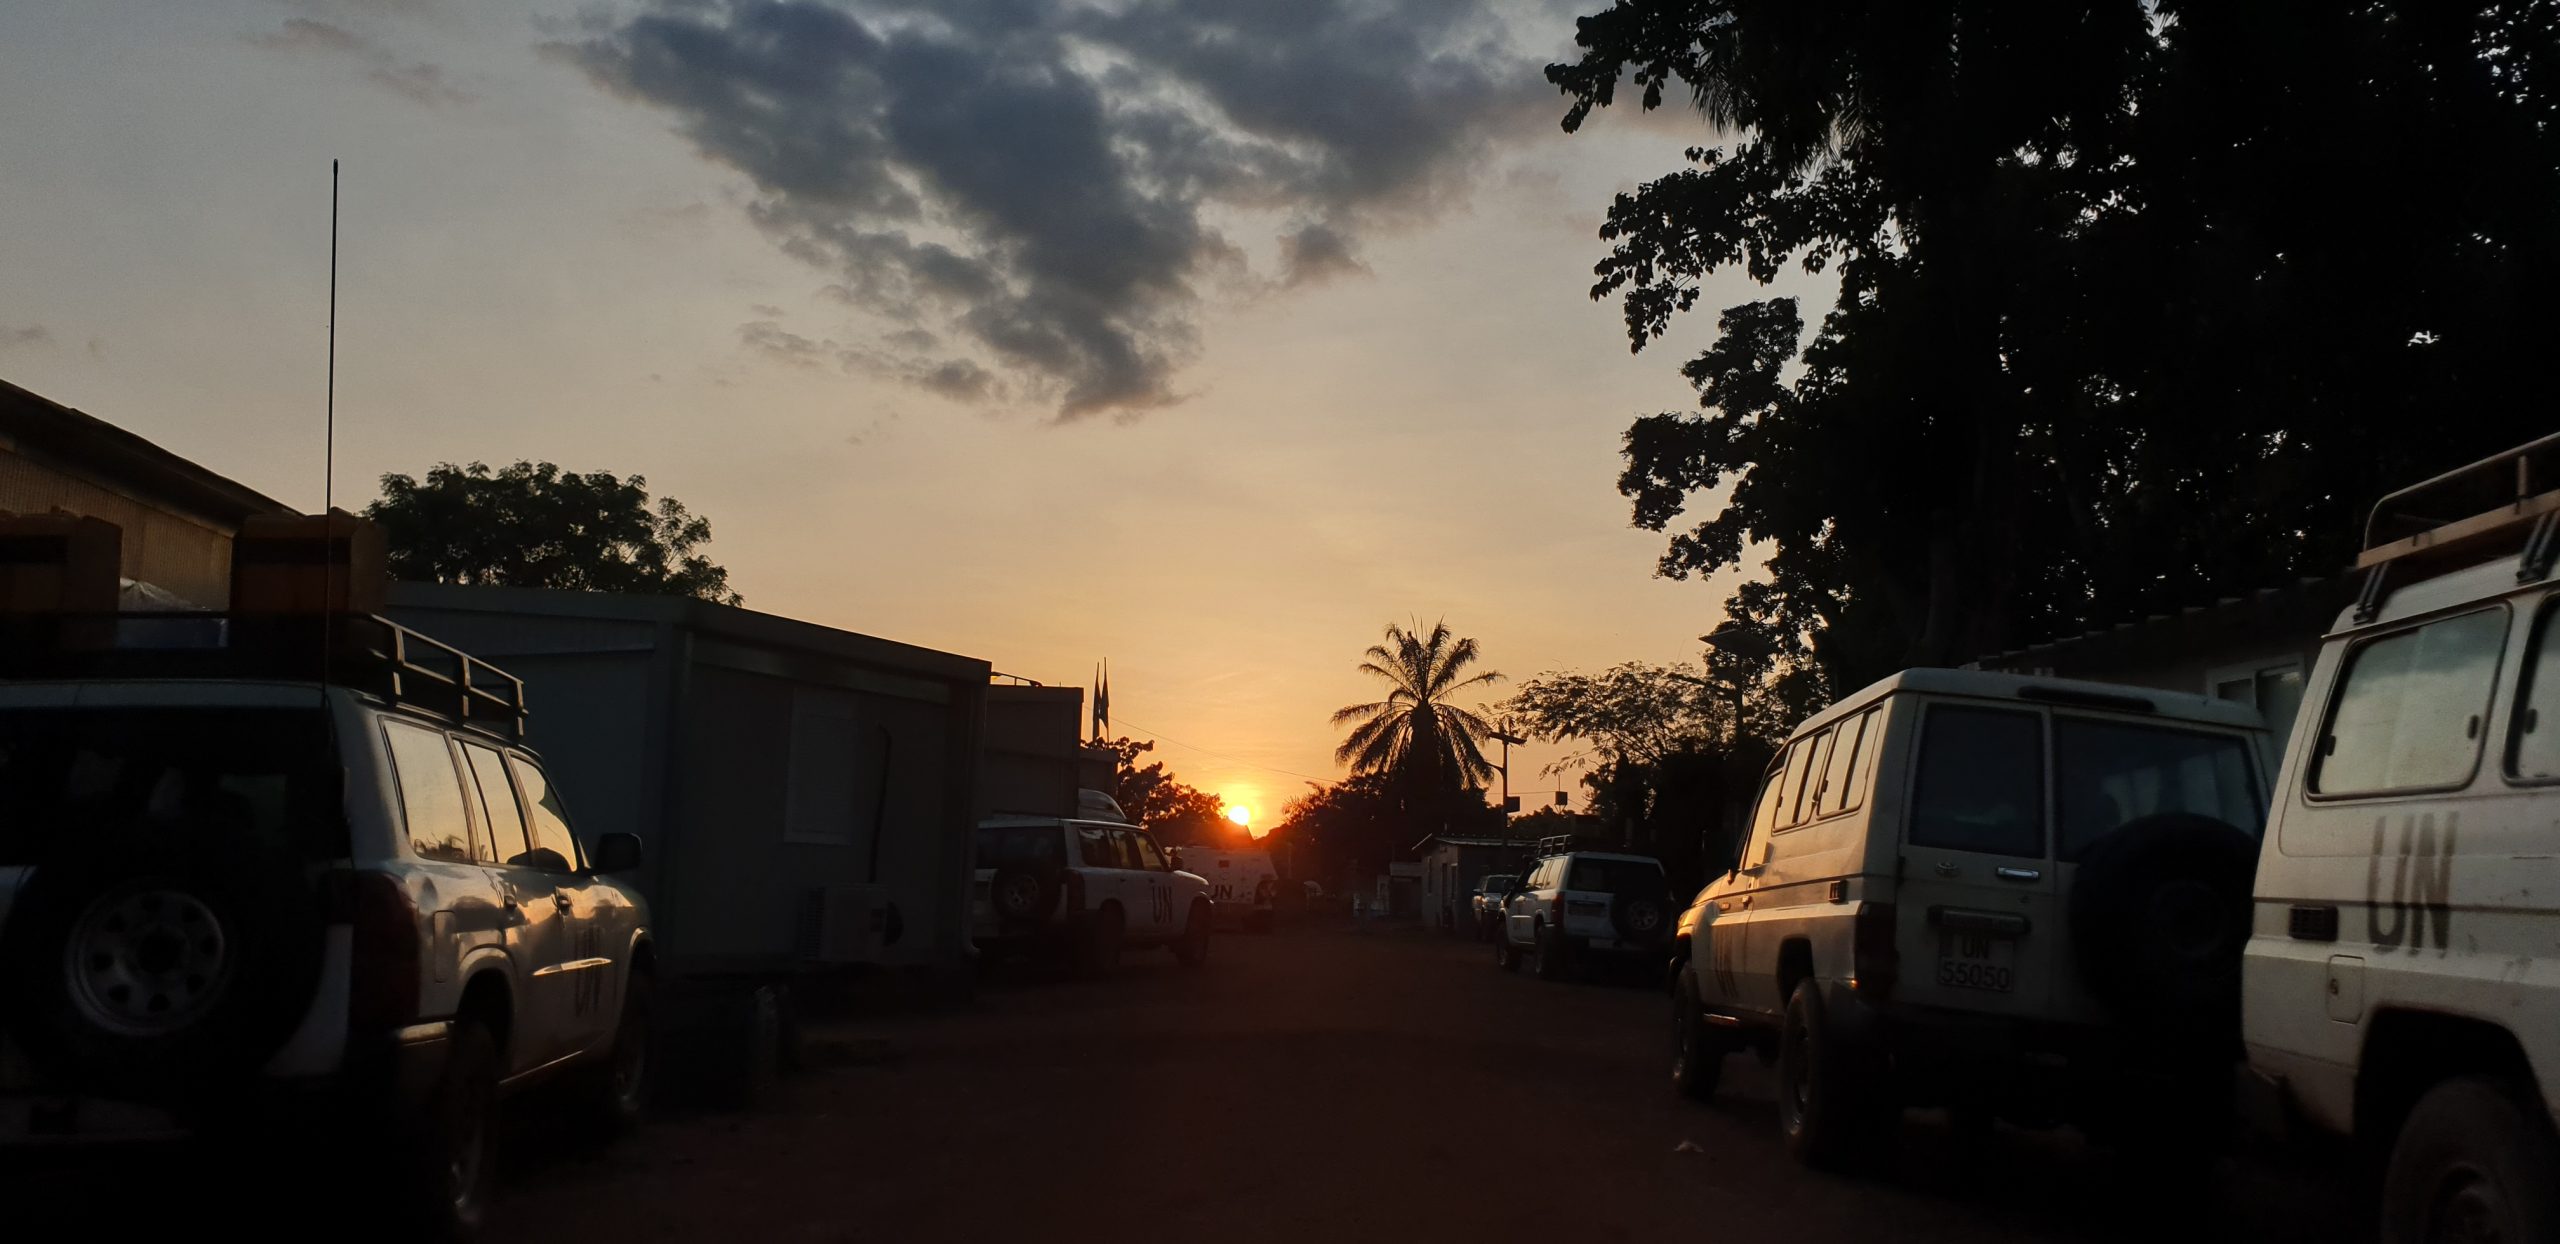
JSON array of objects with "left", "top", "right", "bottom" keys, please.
[{"left": 1111, "top": 716, "right": 1337, "bottom": 787}]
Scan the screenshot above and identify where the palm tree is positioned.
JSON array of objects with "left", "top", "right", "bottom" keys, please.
[{"left": 1331, "top": 621, "right": 1504, "bottom": 799}]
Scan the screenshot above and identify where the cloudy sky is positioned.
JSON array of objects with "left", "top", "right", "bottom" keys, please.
[{"left": 0, "top": 0, "right": 1809, "bottom": 820}]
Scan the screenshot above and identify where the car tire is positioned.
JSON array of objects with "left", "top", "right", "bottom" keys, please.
[
  {"left": 1173, "top": 904, "right": 1211, "bottom": 968},
  {"left": 1776, "top": 979, "right": 1892, "bottom": 1170},
  {"left": 0, "top": 821, "right": 323, "bottom": 1094},
  {"left": 2381, "top": 1076, "right": 2560, "bottom": 1244},
  {"left": 1533, "top": 925, "right": 1570, "bottom": 982},
  {"left": 578, "top": 971, "right": 653, "bottom": 1137},
  {"left": 395, "top": 1019, "right": 499, "bottom": 1242},
  {"left": 1495, "top": 932, "right": 1520, "bottom": 972},
  {"left": 1671, "top": 965, "right": 1727, "bottom": 1102},
  {"left": 1080, "top": 907, "right": 1124, "bottom": 976},
  {"left": 2069, "top": 812, "right": 2256, "bottom": 1043}
]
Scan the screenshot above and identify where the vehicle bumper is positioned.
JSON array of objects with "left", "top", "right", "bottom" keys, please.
[{"left": 0, "top": 1023, "right": 448, "bottom": 1148}]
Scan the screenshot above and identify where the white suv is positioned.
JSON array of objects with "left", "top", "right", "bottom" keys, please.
[
  {"left": 0, "top": 614, "right": 654, "bottom": 1239},
  {"left": 1495, "top": 841, "right": 1672, "bottom": 979},
  {"left": 1668, "top": 669, "right": 2269, "bottom": 1168},
  {"left": 971, "top": 812, "right": 1213, "bottom": 971},
  {"left": 2243, "top": 437, "right": 2560, "bottom": 1242}
]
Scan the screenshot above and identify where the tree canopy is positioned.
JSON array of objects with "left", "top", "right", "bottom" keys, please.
[
  {"left": 1330, "top": 621, "right": 1505, "bottom": 798},
  {"left": 367, "top": 461, "right": 741, "bottom": 605},
  {"left": 1550, "top": 0, "right": 2560, "bottom": 689},
  {"left": 1086, "top": 736, "right": 1232, "bottom": 845}
]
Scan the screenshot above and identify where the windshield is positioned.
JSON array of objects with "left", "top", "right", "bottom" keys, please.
[
  {"left": 975, "top": 825, "right": 1066, "bottom": 869},
  {"left": 1480, "top": 874, "right": 1515, "bottom": 893},
  {"left": 2055, "top": 718, "right": 2263, "bottom": 861},
  {"left": 1565, "top": 858, "right": 1663, "bottom": 895},
  {"left": 0, "top": 707, "right": 342, "bottom": 865}
]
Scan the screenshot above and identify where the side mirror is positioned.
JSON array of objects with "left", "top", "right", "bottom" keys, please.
[{"left": 592, "top": 831, "right": 645, "bottom": 874}]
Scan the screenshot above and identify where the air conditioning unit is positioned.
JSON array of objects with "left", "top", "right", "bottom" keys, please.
[{"left": 797, "top": 883, "right": 892, "bottom": 964}]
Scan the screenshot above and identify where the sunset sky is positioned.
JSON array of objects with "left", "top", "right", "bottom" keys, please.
[{"left": 0, "top": 0, "right": 1821, "bottom": 817}]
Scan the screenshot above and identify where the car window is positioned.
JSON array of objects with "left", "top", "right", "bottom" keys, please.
[
  {"left": 506, "top": 754, "right": 583, "bottom": 871},
  {"left": 1907, "top": 705, "right": 2045, "bottom": 857},
  {"left": 1774, "top": 733, "right": 1819, "bottom": 829},
  {"left": 461, "top": 742, "right": 540, "bottom": 869},
  {"left": 1131, "top": 832, "right": 1167, "bottom": 871},
  {"left": 1787, "top": 727, "right": 1834, "bottom": 826},
  {"left": 0, "top": 707, "right": 344, "bottom": 866},
  {"left": 1565, "top": 857, "right": 1663, "bottom": 894},
  {"left": 1818, "top": 708, "right": 1876, "bottom": 817},
  {"left": 2054, "top": 719, "right": 2261, "bottom": 861},
  {"left": 979, "top": 825, "right": 1068, "bottom": 868},
  {"left": 1106, "top": 829, "right": 1142, "bottom": 869},
  {"left": 384, "top": 721, "right": 475, "bottom": 863},
  {"left": 2312, "top": 606, "right": 2508, "bottom": 796},
  {"left": 2510, "top": 600, "right": 2560, "bottom": 782},
  {"left": 1077, "top": 826, "right": 1114, "bottom": 868}
]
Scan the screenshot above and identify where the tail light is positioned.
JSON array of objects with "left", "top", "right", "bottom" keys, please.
[
  {"left": 1851, "top": 901, "right": 1898, "bottom": 996},
  {"left": 1551, "top": 892, "right": 1565, "bottom": 926},
  {"left": 347, "top": 871, "right": 422, "bottom": 1028},
  {"left": 1065, "top": 870, "right": 1086, "bottom": 914}
]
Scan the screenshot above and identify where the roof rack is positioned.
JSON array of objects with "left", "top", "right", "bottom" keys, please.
[
  {"left": 0, "top": 611, "right": 525, "bottom": 742},
  {"left": 2354, "top": 433, "right": 2560, "bottom": 622},
  {"left": 1534, "top": 834, "right": 1583, "bottom": 857}
]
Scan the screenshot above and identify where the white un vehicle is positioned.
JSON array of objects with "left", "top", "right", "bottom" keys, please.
[
  {"left": 1496, "top": 838, "right": 1673, "bottom": 980},
  {"left": 2243, "top": 436, "right": 2560, "bottom": 1243},
  {"left": 972, "top": 793, "right": 1214, "bottom": 971},
  {"left": 1669, "top": 668, "right": 2269, "bottom": 1167},
  {"left": 0, "top": 610, "right": 653, "bottom": 1240}
]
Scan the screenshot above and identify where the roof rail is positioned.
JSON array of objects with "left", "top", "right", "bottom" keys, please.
[
  {"left": 0, "top": 611, "right": 526, "bottom": 742},
  {"left": 1534, "top": 834, "right": 1581, "bottom": 857},
  {"left": 2362, "top": 433, "right": 2560, "bottom": 570},
  {"left": 2354, "top": 433, "right": 2560, "bottom": 621}
]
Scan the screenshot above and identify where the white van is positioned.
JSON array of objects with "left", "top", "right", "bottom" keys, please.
[
  {"left": 2243, "top": 436, "right": 2560, "bottom": 1242},
  {"left": 1166, "top": 845, "right": 1277, "bottom": 933},
  {"left": 1670, "top": 669, "right": 2269, "bottom": 1166}
]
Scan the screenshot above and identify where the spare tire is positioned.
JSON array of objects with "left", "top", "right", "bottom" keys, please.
[
  {"left": 988, "top": 866, "right": 1058, "bottom": 926},
  {"left": 1613, "top": 892, "right": 1671, "bottom": 945},
  {"left": 2068, "top": 812, "right": 2258, "bottom": 1039},
  {"left": 1, "top": 818, "right": 323, "bottom": 1097}
]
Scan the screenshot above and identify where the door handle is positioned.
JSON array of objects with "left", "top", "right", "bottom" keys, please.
[{"left": 1994, "top": 867, "right": 2042, "bottom": 882}]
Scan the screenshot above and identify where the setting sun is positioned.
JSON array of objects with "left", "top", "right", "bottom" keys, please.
[{"left": 1225, "top": 804, "right": 1253, "bottom": 828}]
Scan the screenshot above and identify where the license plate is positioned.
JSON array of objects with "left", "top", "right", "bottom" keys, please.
[{"left": 1935, "top": 932, "right": 2016, "bottom": 993}]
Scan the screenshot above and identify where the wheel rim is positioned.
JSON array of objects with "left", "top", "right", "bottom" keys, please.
[
  {"left": 611, "top": 1013, "right": 648, "bottom": 1111},
  {"left": 450, "top": 1088, "right": 489, "bottom": 1220},
  {"left": 1782, "top": 1018, "right": 1812, "bottom": 1120},
  {"left": 2428, "top": 1168, "right": 2508, "bottom": 1244},
  {"left": 64, "top": 881, "right": 234, "bottom": 1036}
]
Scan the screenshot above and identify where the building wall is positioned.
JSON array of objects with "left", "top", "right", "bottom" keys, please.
[{"left": 0, "top": 444, "right": 237, "bottom": 606}]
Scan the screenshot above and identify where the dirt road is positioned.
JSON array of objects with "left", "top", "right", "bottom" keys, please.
[{"left": 483, "top": 923, "right": 2355, "bottom": 1243}]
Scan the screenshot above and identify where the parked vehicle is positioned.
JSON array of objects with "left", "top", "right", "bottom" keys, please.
[
  {"left": 2241, "top": 436, "right": 2560, "bottom": 1243},
  {"left": 1168, "top": 844, "right": 1278, "bottom": 933},
  {"left": 972, "top": 810, "right": 1214, "bottom": 971},
  {"left": 1667, "top": 669, "right": 2269, "bottom": 1168},
  {"left": 1495, "top": 840, "right": 1670, "bottom": 979},
  {"left": 1470, "top": 873, "right": 1517, "bottom": 941},
  {"left": 0, "top": 612, "right": 654, "bottom": 1239}
]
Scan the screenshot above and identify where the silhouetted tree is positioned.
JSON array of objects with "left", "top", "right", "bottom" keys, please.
[
  {"left": 1330, "top": 621, "right": 1504, "bottom": 803},
  {"left": 1085, "top": 736, "right": 1230, "bottom": 844},
  {"left": 367, "top": 461, "right": 740, "bottom": 605},
  {"left": 1551, "top": 0, "right": 2560, "bottom": 685}
]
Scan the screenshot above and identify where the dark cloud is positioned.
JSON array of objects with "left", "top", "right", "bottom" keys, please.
[
  {"left": 739, "top": 319, "right": 1009, "bottom": 405},
  {"left": 0, "top": 326, "right": 51, "bottom": 352},
  {"left": 1278, "top": 223, "right": 1371, "bottom": 287},
  {"left": 248, "top": 18, "right": 474, "bottom": 108},
  {"left": 560, "top": 0, "right": 1550, "bottom": 418}
]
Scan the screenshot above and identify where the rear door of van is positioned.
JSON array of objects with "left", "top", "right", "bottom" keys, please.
[{"left": 1893, "top": 699, "right": 2061, "bottom": 1018}]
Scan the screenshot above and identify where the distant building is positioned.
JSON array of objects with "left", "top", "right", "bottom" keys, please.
[
  {"left": 1969, "top": 578, "right": 2355, "bottom": 754},
  {"left": 1412, "top": 833, "right": 1527, "bottom": 934},
  {"left": 0, "top": 378, "right": 294, "bottom": 607}
]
